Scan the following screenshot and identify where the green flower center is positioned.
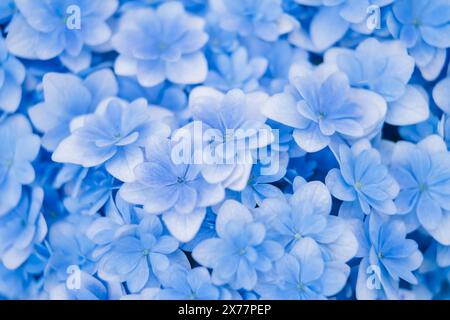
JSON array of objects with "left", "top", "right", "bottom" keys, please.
[
  {"left": 224, "top": 133, "right": 234, "bottom": 142},
  {"left": 418, "top": 183, "right": 428, "bottom": 192},
  {"left": 3, "top": 158, "right": 13, "bottom": 168},
  {"left": 355, "top": 181, "right": 363, "bottom": 190}
]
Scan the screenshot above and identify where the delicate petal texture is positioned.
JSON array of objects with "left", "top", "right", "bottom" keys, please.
[{"left": 0, "top": 0, "right": 448, "bottom": 302}]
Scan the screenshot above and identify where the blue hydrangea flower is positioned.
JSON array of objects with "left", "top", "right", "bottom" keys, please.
[
  {"left": 187, "top": 87, "right": 272, "bottom": 191},
  {"left": 48, "top": 270, "right": 107, "bottom": 300},
  {"left": 325, "top": 38, "right": 429, "bottom": 126},
  {"left": 354, "top": 215, "right": 423, "bottom": 300},
  {"left": 120, "top": 137, "right": 225, "bottom": 242},
  {"left": 0, "top": 36, "right": 25, "bottom": 113},
  {"left": 255, "top": 237, "right": 350, "bottom": 299},
  {"left": 261, "top": 40, "right": 308, "bottom": 94},
  {"left": 1, "top": 0, "right": 450, "bottom": 301},
  {"left": 390, "top": 135, "right": 450, "bottom": 245},
  {"left": 158, "top": 266, "right": 220, "bottom": 299},
  {"left": 387, "top": 0, "right": 450, "bottom": 80},
  {"left": 292, "top": 0, "right": 394, "bottom": 51},
  {"left": 52, "top": 97, "right": 171, "bottom": 182},
  {"left": 112, "top": 2, "right": 209, "bottom": 87},
  {"left": 97, "top": 215, "right": 185, "bottom": 293},
  {"left": 0, "top": 187, "right": 46, "bottom": 270},
  {"left": 240, "top": 152, "right": 288, "bottom": 208},
  {"left": 87, "top": 193, "right": 141, "bottom": 255},
  {"left": 326, "top": 142, "right": 399, "bottom": 216},
  {"left": 0, "top": 249, "right": 49, "bottom": 299},
  {"left": 6, "top": 0, "right": 118, "bottom": 61},
  {"left": 256, "top": 180, "right": 358, "bottom": 262},
  {"left": 0, "top": 115, "right": 40, "bottom": 215},
  {"left": 43, "top": 214, "right": 98, "bottom": 298},
  {"left": 205, "top": 47, "right": 268, "bottom": 92},
  {"left": 192, "top": 200, "right": 284, "bottom": 290},
  {"left": 211, "top": 0, "right": 298, "bottom": 42},
  {"left": 29, "top": 70, "right": 118, "bottom": 151},
  {"left": 205, "top": 18, "right": 239, "bottom": 54},
  {"left": 263, "top": 69, "right": 387, "bottom": 152}
]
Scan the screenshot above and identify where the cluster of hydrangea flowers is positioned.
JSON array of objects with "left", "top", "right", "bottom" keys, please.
[{"left": 0, "top": 0, "right": 449, "bottom": 300}]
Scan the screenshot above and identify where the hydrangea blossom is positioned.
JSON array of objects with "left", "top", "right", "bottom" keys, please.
[
  {"left": 112, "top": 2, "right": 209, "bottom": 87},
  {"left": 354, "top": 215, "right": 423, "bottom": 300},
  {"left": 157, "top": 266, "right": 220, "bottom": 300},
  {"left": 326, "top": 141, "right": 399, "bottom": 217},
  {"left": 390, "top": 135, "right": 450, "bottom": 244},
  {"left": 211, "top": 0, "right": 298, "bottom": 42},
  {"left": 52, "top": 97, "right": 170, "bottom": 182},
  {"left": 291, "top": 0, "right": 395, "bottom": 51},
  {"left": 56, "top": 166, "right": 118, "bottom": 216},
  {"left": 256, "top": 238, "right": 351, "bottom": 299},
  {"left": 192, "top": 200, "right": 284, "bottom": 290},
  {"left": 0, "top": 187, "right": 46, "bottom": 270},
  {"left": 263, "top": 69, "right": 386, "bottom": 152},
  {"left": 240, "top": 152, "right": 288, "bottom": 208},
  {"left": 98, "top": 215, "right": 184, "bottom": 293},
  {"left": 120, "top": 137, "right": 225, "bottom": 242},
  {"left": 1, "top": 0, "right": 450, "bottom": 301},
  {"left": 43, "top": 214, "right": 102, "bottom": 299},
  {"left": 325, "top": 38, "right": 429, "bottom": 126},
  {"left": 257, "top": 179, "right": 358, "bottom": 261},
  {"left": 29, "top": 70, "right": 118, "bottom": 151},
  {"left": 6, "top": 0, "right": 118, "bottom": 69},
  {"left": 186, "top": 87, "right": 272, "bottom": 190},
  {"left": 205, "top": 47, "right": 268, "bottom": 92},
  {"left": 387, "top": 0, "right": 450, "bottom": 80},
  {"left": 0, "top": 115, "right": 40, "bottom": 215}
]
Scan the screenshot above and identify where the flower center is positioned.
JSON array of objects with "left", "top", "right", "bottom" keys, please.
[
  {"left": 177, "top": 177, "right": 185, "bottom": 184},
  {"left": 224, "top": 133, "right": 234, "bottom": 142},
  {"left": 297, "top": 282, "right": 305, "bottom": 292},
  {"left": 239, "top": 248, "right": 247, "bottom": 256},
  {"left": 4, "top": 158, "right": 13, "bottom": 168},
  {"left": 294, "top": 233, "right": 302, "bottom": 240},
  {"left": 355, "top": 181, "right": 363, "bottom": 190},
  {"left": 418, "top": 182, "right": 428, "bottom": 192},
  {"left": 142, "top": 249, "right": 150, "bottom": 256},
  {"left": 378, "top": 251, "right": 384, "bottom": 259}
]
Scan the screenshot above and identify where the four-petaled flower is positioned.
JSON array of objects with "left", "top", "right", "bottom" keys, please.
[{"left": 112, "top": 2, "right": 209, "bottom": 87}]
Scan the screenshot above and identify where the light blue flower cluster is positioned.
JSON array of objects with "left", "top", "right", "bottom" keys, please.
[{"left": 0, "top": 0, "right": 449, "bottom": 300}]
